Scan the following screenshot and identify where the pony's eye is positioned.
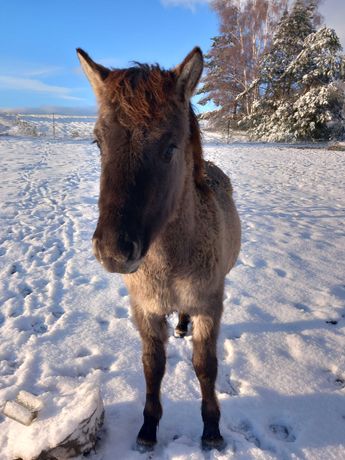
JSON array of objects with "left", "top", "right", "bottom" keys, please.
[{"left": 162, "top": 144, "right": 177, "bottom": 163}]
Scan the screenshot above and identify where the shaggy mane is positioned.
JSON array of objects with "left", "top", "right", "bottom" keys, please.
[{"left": 104, "top": 64, "right": 176, "bottom": 128}]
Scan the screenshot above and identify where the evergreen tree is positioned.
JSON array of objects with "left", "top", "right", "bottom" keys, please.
[{"left": 244, "top": 0, "right": 345, "bottom": 141}]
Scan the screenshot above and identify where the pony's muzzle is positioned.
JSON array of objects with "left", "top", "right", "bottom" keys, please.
[{"left": 92, "top": 234, "right": 143, "bottom": 274}]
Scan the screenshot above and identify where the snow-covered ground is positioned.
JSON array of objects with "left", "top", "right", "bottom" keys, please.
[{"left": 0, "top": 118, "right": 345, "bottom": 459}]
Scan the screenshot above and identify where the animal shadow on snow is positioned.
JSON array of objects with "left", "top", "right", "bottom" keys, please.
[{"left": 221, "top": 317, "right": 341, "bottom": 338}]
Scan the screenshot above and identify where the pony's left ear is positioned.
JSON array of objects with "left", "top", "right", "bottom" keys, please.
[
  {"left": 76, "top": 48, "right": 110, "bottom": 100},
  {"left": 175, "top": 47, "right": 203, "bottom": 101}
]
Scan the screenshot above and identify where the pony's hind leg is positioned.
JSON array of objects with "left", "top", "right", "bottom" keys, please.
[
  {"left": 175, "top": 313, "right": 190, "bottom": 338},
  {"left": 132, "top": 307, "right": 168, "bottom": 449},
  {"left": 192, "top": 313, "right": 224, "bottom": 450}
]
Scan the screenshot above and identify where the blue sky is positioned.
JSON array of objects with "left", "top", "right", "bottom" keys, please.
[{"left": 0, "top": 0, "right": 343, "bottom": 113}]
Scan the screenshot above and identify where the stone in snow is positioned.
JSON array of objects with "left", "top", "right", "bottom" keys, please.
[
  {"left": 3, "top": 401, "right": 35, "bottom": 427},
  {"left": 5, "top": 383, "right": 104, "bottom": 460},
  {"left": 16, "top": 391, "right": 44, "bottom": 413}
]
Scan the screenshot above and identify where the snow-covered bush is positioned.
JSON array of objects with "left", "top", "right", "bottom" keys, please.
[{"left": 14, "top": 117, "right": 39, "bottom": 137}]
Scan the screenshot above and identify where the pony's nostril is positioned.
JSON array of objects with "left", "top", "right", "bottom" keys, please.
[
  {"left": 118, "top": 234, "right": 141, "bottom": 262},
  {"left": 131, "top": 241, "right": 141, "bottom": 261}
]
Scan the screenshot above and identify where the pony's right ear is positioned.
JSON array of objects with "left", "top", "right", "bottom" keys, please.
[{"left": 76, "top": 48, "right": 110, "bottom": 99}]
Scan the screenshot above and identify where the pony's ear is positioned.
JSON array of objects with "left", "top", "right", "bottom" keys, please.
[
  {"left": 76, "top": 48, "right": 110, "bottom": 99},
  {"left": 175, "top": 47, "right": 203, "bottom": 101}
]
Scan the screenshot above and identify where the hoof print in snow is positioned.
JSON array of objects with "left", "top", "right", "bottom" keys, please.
[
  {"left": 20, "top": 286, "right": 33, "bottom": 298},
  {"left": 10, "top": 263, "right": 19, "bottom": 275},
  {"left": 269, "top": 424, "right": 296, "bottom": 442},
  {"left": 325, "top": 369, "right": 345, "bottom": 390},
  {"left": 219, "top": 375, "right": 241, "bottom": 396},
  {"left": 118, "top": 286, "right": 128, "bottom": 297},
  {"left": 4, "top": 383, "right": 104, "bottom": 460},
  {"left": 334, "top": 377, "right": 345, "bottom": 389},
  {"left": 52, "top": 309, "right": 64, "bottom": 319},
  {"left": 232, "top": 420, "right": 261, "bottom": 448}
]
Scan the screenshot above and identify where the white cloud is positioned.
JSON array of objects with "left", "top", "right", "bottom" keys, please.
[
  {"left": 161, "top": 0, "right": 210, "bottom": 11},
  {"left": 0, "top": 62, "right": 63, "bottom": 79},
  {"left": 22, "top": 66, "right": 63, "bottom": 78},
  {"left": 0, "top": 75, "right": 84, "bottom": 101}
]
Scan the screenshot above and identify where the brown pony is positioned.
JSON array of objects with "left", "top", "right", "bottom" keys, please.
[{"left": 77, "top": 47, "right": 241, "bottom": 450}]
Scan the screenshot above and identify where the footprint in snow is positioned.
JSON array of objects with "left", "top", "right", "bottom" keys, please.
[
  {"left": 292, "top": 302, "right": 311, "bottom": 313},
  {"left": 97, "top": 318, "right": 109, "bottom": 330},
  {"left": 334, "top": 377, "right": 345, "bottom": 389},
  {"left": 269, "top": 424, "right": 296, "bottom": 442},
  {"left": 273, "top": 268, "right": 287, "bottom": 278},
  {"left": 114, "top": 307, "right": 128, "bottom": 318},
  {"left": 76, "top": 347, "right": 92, "bottom": 358},
  {"left": 14, "top": 316, "right": 47, "bottom": 334},
  {"left": 51, "top": 308, "right": 64, "bottom": 319},
  {"left": 9, "top": 263, "right": 20, "bottom": 275},
  {"left": 32, "top": 320, "right": 48, "bottom": 334},
  {"left": 0, "top": 247, "right": 6, "bottom": 256},
  {"left": 20, "top": 285, "right": 33, "bottom": 298},
  {"left": 74, "top": 276, "right": 90, "bottom": 286},
  {"left": 222, "top": 324, "right": 242, "bottom": 340},
  {"left": 218, "top": 374, "right": 241, "bottom": 396},
  {"left": 231, "top": 420, "right": 261, "bottom": 448},
  {"left": 330, "top": 284, "right": 345, "bottom": 300},
  {"left": 0, "top": 354, "right": 22, "bottom": 376},
  {"left": 325, "top": 370, "right": 345, "bottom": 390},
  {"left": 118, "top": 286, "right": 128, "bottom": 297},
  {"left": 89, "top": 275, "right": 108, "bottom": 289}
]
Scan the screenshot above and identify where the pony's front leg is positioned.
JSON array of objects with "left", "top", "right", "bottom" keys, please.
[
  {"left": 192, "top": 313, "right": 224, "bottom": 450},
  {"left": 133, "top": 307, "right": 168, "bottom": 449}
]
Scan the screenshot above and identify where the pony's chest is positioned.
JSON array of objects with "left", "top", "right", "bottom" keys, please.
[
  {"left": 124, "top": 267, "right": 210, "bottom": 316},
  {"left": 124, "top": 269, "right": 175, "bottom": 314}
]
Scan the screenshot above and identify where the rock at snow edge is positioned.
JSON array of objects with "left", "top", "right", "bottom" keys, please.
[
  {"left": 35, "top": 398, "right": 104, "bottom": 460},
  {"left": 7, "top": 384, "right": 104, "bottom": 460}
]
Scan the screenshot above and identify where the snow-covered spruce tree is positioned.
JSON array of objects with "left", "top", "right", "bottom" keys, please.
[{"left": 243, "top": 0, "right": 345, "bottom": 141}]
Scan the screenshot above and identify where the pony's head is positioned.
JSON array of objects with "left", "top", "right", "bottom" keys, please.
[{"left": 77, "top": 47, "right": 204, "bottom": 273}]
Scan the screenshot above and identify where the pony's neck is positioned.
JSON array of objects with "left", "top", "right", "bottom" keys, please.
[
  {"left": 148, "top": 109, "right": 205, "bottom": 261},
  {"left": 163, "top": 117, "right": 204, "bottom": 241},
  {"left": 188, "top": 106, "right": 206, "bottom": 191}
]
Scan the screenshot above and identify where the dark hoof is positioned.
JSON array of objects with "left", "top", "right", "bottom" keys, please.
[
  {"left": 136, "top": 421, "right": 157, "bottom": 452},
  {"left": 135, "top": 437, "right": 155, "bottom": 453},
  {"left": 201, "top": 435, "right": 226, "bottom": 451}
]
